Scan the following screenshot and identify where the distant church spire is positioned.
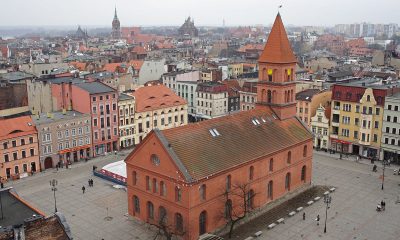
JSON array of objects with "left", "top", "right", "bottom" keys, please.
[
  {"left": 111, "top": 5, "right": 121, "bottom": 39},
  {"left": 114, "top": 5, "right": 118, "bottom": 20}
]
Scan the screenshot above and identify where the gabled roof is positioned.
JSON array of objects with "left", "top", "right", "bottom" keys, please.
[
  {"left": 132, "top": 84, "right": 187, "bottom": 112},
  {"left": 0, "top": 116, "right": 36, "bottom": 140},
  {"left": 158, "top": 107, "right": 311, "bottom": 181},
  {"left": 259, "top": 13, "right": 297, "bottom": 64}
]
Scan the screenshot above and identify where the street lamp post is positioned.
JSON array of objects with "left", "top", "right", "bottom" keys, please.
[
  {"left": 382, "top": 159, "right": 386, "bottom": 190},
  {"left": 50, "top": 179, "right": 58, "bottom": 212},
  {"left": 323, "top": 194, "right": 332, "bottom": 233}
]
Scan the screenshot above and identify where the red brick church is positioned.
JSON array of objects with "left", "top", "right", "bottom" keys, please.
[{"left": 125, "top": 14, "right": 312, "bottom": 240}]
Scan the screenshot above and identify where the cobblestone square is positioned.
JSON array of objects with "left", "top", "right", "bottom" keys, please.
[{"left": 6, "top": 150, "right": 400, "bottom": 240}]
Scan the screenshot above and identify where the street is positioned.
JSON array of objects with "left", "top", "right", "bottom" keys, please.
[{"left": 5, "top": 150, "right": 400, "bottom": 240}]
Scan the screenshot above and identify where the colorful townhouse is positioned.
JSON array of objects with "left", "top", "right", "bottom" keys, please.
[
  {"left": 330, "top": 83, "right": 397, "bottom": 158},
  {"left": 0, "top": 116, "right": 40, "bottom": 180},
  {"left": 52, "top": 82, "right": 119, "bottom": 156}
]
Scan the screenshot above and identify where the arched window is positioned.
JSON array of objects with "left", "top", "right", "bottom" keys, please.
[
  {"left": 268, "top": 69, "right": 273, "bottom": 82},
  {"left": 146, "top": 176, "right": 150, "bottom": 191},
  {"left": 303, "top": 145, "right": 308, "bottom": 157},
  {"left": 301, "top": 166, "right": 306, "bottom": 182},
  {"left": 175, "top": 213, "right": 183, "bottom": 232},
  {"left": 134, "top": 195, "right": 140, "bottom": 213},
  {"left": 199, "top": 211, "right": 207, "bottom": 235},
  {"left": 267, "top": 181, "right": 273, "bottom": 200},
  {"left": 133, "top": 171, "right": 137, "bottom": 185},
  {"left": 367, "top": 95, "right": 371, "bottom": 102},
  {"left": 290, "top": 90, "right": 294, "bottom": 102},
  {"left": 285, "top": 173, "right": 291, "bottom": 191},
  {"left": 267, "top": 90, "right": 272, "bottom": 103},
  {"left": 269, "top": 158, "right": 274, "bottom": 172},
  {"left": 153, "top": 178, "right": 158, "bottom": 193},
  {"left": 287, "top": 151, "right": 291, "bottom": 164},
  {"left": 147, "top": 201, "right": 154, "bottom": 219},
  {"left": 175, "top": 186, "right": 181, "bottom": 202},
  {"left": 159, "top": 206, "right": 167, "bottom": 224},
  {"left": 262, "top": 68, "right": 267, "bottom": 80},
  {"left": 226, "top": 175, "right": 231, "bottom": 192},
  {"left": 160, "top": 181, "right": 166, "bottom": 196},
  {"left": 225, "top": 199, "right": 232, "bottom": 219},
  {"left": 247, "top": 189, "right": 255, "bottom": 209},
  {"left": 200, "top": 184, "right": 206, "bottom": 200},
  {"left": 251, "top": 97, "right": 254, "bottom": 103},
  {"left": 284, "top": 91, "right": 288, "bottom": 103},
  {"left": 290, "top": 68, "right": 294, "bottom": 81},
  {"left": 249, "top": 166, "right": 254, "bottom": 180}
]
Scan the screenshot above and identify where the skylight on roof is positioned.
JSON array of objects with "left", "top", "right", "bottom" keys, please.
[
  {"left": 261, "top": 117, "right": 267, "bottom": 123},
  {"left": 209, "top": 128, "right": 221, "bottom": 137},
  {"left": 252, "top": 118, "right": 261, "bottom": 126}
]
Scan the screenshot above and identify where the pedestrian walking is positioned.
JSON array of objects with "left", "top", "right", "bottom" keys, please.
[
  {"left": 88, "top": 179, "right": 91, "bottom": 187},
  {"left": 316, "top": 214, "right": 320, "bottom": 225},
  {"left": 382, "top": 201, "right": 386, "bottom": 211},
  {"left": 91, "top": 179, "right": 94, "bottom": 187},
  {"left": 356, "top": 156, "right": 360, "bottom": 162},
  {"left": 82, "top": 186, "right": 86, "bottom": 194},
  {"left": 303, "top": 212, "right": 306, "bottom": 220}
]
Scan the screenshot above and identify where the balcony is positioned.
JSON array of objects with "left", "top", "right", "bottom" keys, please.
[
  {"left": 330, "top": 133, "right": 338, "bottom": 139},
  {"left": 331, "top": 121, "right": 339, "bottom": 127},
  {"left": 332, "top": 107, "right": 340, "bottom": 114}
]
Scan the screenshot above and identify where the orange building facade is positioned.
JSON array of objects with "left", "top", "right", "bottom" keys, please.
[
  {"left": 125, "top": 14, "right": 313, "bottom": 240},
  {"left": 0, "top": 116, "right": 40, "bottom": 180}
]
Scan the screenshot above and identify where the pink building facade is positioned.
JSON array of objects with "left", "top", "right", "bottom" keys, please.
[{"left": 52, "top": 82, "right": 119, "bottom": 155}]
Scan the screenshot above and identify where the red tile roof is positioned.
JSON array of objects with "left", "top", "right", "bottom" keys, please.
[
  {"left": 0, "top": 116, "right": 36, "bottom": 140},
  {"left": 131, "top": 46, "right": 147, "bottom": 55},
  {"left": 102, "top": 63, "right": 127, "bottom": 73},
  {"left": 128, "top": 60, "right": 144, "bottom": 71},
  {"left": 69, "top": 62, "right": 87, "bottom": 71},
  {"left": 159, "top": 106, "right": 311, "bottom": 180},
  {"left": 132, "top": 85, "right": 187, "bottom": 112},
  {"left": 331, "top": 85, "right": 388, "bottom": 107},
  {"left": 259, "top": 14, "right": 297, "bottom": 64}
]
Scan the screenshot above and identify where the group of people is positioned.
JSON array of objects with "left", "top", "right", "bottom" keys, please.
[
  {"left": 377, "top": 200, "right": 386, "bottom": 211},
  {"left": 81, "top": 179, "right": 94, "bottom": 194}
]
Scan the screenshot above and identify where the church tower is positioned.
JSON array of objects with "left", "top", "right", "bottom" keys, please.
[
  {"left": 111, "top": 7, "right": 121, "bottom": 39},
  {"left": 257, "top": 13, "right": 297, "bottom": 120}
]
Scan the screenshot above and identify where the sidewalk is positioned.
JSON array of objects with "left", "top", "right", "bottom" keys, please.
[{"left": 313, "top": 150, "right": 400, "bottom": 171}]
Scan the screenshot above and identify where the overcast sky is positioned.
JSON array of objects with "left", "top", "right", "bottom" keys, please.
[{"left": 1, "top": 0, "right": 399, "bottom": 27}]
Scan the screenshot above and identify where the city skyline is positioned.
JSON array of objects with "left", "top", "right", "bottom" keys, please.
[{"left": 1, "top": 0, "right": 400, "bottom": 27}]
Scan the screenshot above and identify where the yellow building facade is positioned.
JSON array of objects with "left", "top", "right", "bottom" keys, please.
[{"left": 330, "top": 85, "right": 385, "bottom": 158}]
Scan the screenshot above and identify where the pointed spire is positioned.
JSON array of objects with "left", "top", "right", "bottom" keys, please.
[
  {"left": 114, "top": 5, "right": 118, "bottom": 20},
  {"left": 259, "top": 13, "right": 296, "bottom": 64}
]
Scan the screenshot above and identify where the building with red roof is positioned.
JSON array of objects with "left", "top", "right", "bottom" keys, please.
[
  {"left": 130, "top": 84, "right": 188, "bottom": 144},
  {"left": 0, "top": 116, "right": 40, "bottom": 180},
  {"left": 125, "top": 13, "right": 312, "bottom": 240}
]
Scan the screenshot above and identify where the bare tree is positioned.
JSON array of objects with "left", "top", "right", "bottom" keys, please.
[
  {"left": 217, "top": 182, "right": 257, "bottom": 239},
  {"left": 150, "top": 211, "right": 186, "bottom": 240}
]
